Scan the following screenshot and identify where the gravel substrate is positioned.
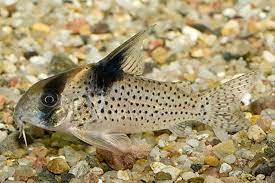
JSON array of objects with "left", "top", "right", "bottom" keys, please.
[{"left": 0, "top": 0, "right": 275, "bottom": 182}]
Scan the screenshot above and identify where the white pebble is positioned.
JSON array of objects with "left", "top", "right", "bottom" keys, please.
[
  {"left": 180, "top": 171, "right": 197, "bottom": 181},
  {"left": 186, "top": 139, "right": 199, "bottom": 148},
  {"left": 158, "top": 139, "right": 166, "bottom": 148},
  {"left": 2, "top": 26, "right": 12, "bottom": 34},
  {"left": 267, "top": 75, "right": 275, "bottom": 82},
  {"left": 262, "top": 50, "right": 275, "bottom": 63},
  {"left": 223, "top": 154, "right": 236, "bottom": 164},
  {"left": 223, "top": 8, "right": 237, "bottom": 18},
  {"left": 149, "top": 146, "right": 161, "bottom": 161},
  {"left": 150, "top": 162, "right": 166, "bottom": 174},
  {"left": 256, "top": 174, "right": 265, "bottom": 180},
  {"left": 3, "top": 0, "right": 17, "bottom": 6},
  {"left": 229, "top": 170, "right": 242, "bottom": 176},
  {"left": 219, "top": 163, "right": 232, "bottom": 173},
  {"left": 161, "top": 165, "right": 181, "bottom": 180},
  {"left": 0, "top": 123, "right": 5, "bottom": 129},
  {"left": 182, "top": 26, "right": 201, "bottom": 42},
  {"left": 29, "top": 56, "right": 47, "bottom": 65},
  {"left": 117, "top": 170, "right": 130, "bottom": 181}
]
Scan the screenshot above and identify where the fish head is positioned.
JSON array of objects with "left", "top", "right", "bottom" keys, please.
[{"left": 13, "top": 72, "right": 73, "bottom": 131}]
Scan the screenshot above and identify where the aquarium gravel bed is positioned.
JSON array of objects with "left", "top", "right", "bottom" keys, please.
[{"left": 0, "top": 0, "right": 275, "bottom": 182}]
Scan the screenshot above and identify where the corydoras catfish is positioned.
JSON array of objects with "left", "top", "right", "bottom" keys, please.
[{"left": 13, "top": 27, "right": 256, "bottom": 154}]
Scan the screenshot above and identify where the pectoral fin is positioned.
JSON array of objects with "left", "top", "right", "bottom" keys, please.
[{"left": 69, "top": 127, "right": 132, "bottom": 153}]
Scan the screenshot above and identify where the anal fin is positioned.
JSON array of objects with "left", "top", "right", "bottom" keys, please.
[{"left": 169, "top": 120, "right": 198, "bottom": 137}]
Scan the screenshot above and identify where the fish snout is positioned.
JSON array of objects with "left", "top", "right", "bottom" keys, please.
[{"left": 13, "top": 110, "right": 24, "bottom": 128}]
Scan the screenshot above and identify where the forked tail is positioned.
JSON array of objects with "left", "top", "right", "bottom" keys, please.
[{"left": 198, "top": 71, "right": 257, "bottom": 133}]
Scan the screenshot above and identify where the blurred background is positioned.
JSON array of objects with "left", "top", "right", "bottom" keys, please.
[{"left": 0, "top": 0, "right": 274, "bottom": 182}]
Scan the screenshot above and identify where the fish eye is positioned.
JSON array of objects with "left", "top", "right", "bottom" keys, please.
[{"left": 40, "top": 91, "right": 59, "bottom": 107}]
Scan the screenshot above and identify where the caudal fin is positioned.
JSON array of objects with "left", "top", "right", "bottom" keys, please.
[{"left": 199, "top": 71, "right": 257, "bottom": 133}]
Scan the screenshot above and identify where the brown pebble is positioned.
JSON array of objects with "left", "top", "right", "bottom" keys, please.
[
  {"left": 47, "top": 158, "right": 70, "bottom": 174},
  {"left": 96, "top": 149, "right": 135, "bottom": 170},
  {"left": 84, "top": 172, "right": 99, "bottom": 183},
  {"left": 249, "top": 96, "right": 275, "bottom": 114}
]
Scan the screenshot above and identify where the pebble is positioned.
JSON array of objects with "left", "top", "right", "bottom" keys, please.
[
  {"left": 252, "top": 160, "right": 275, "bottom": 176},
  {"left": 186, "top": 139, "right": 200, "bottom": 148},
  {"left": 188, "top": 177, "right": 204, "bottom": 183},
  {"left": 90, "top": 167, "right": 104, "bottom": 176},
  {"left": 83, "top": 172, "right": 99, "bottom": 183},
  {"left": 151, "top": 47, "right": 169, "bottom": 65},
  {"left": 49, "top": 54, "right": 76, "bottom": 74},
  {"left": 14, "top": 166, "right": 36, "bottom": 181},
  {"left": 256, "top": 174, "right": 265, "bottom": 180},
  {"left": 63, "top": 146, "right": 83, "bottom": 167},
  {"left": 204, "top": 175, "right": 224, "bottom": 183},
  {"left": 236, "top": 148, "right": 255, "bottom": 160},
  {"left": 191, "top": 163, "right": 203, "bottom": 172},
  {"left": 223, "top": 8, "right": 237, "bottom": 18},
  {"left": 223, "top": 154, "right": 236, "bottom": 164},
  {"left": 182, "top": 26, "right": 201, "bottom": 43},
  {"left": 219, "top": 163, "right": 232, "bottom": 174},
  {"left": 148, "top": 39, "right": 165, "bottom": 51},
  {"left": 212, "top": 140, "right": 236, "bottom": 159},
  {"left": 117, "top": 170, "right": 130, "bottom": 181},
  {"left": 204, "top": 155, "right": 220, "bottom": 167},
  {"left": 232, "top": 131, "right": 251, "bottom": 146},
  {"left": 257, "top": 117, "right": 272, "bottom": 132},
  {"left": 3, "top": 0, "right": 17, "bottom": 6},
  {"left": 180, "top": 171, "right": 198, "bottom": 181},
  {"left": 150, "top": 162, "right": 167, "bottom": 174},
  {"left": 0, "top": 166, "right": 15, "bottom": 182},
  {"left": 29, "top": 56, "right": 48, "bottom": 65},
  {"left": 155, "top": 171, "right": 171, "bottom": 181},
  {"left": 91, "top": 22, "right": 110, "bottom": 34},
  {"left": 69, "top": 160, "right": 90, "bottom": 178},
  {"left": 221, "top": 20, "right": 240, "bottom": 36},
  {"left": 262, "top": 50, "right": 275, "bottom": 63},
  {"left": 191, "top": 49, "right": 204, "bottom": 58},
  {"left": 166, "top": 35, "right": 195, "bottom": 53},
  {"left": 65, "top": 18, "right": 90, "bottom": 35},
  {"left": 150, "top": 162, "right": 181, "bottom": 181},
  {"left": 221, "top": 176, "right": 240, "bottom": 183},
  {"left": 47, "top": 158, "right": 70, "bottom": 174},
  {"left": 0, "top": 0, "right": 274, "bottom": 182},
  {"left": 32, "top": 23, "right": 50, "bottom": 33},
  {"left": 267, "top": 75, "right": 275, "bottom": 82},
  {"left": 229, "top": 170, "right": 242, "bottom": 177},
  {"left": 247, "top": 125, "right": 266, "bottom": 142},
  {"left": 264, "top": 142, "right": 275, "bottom": 158},
  {"left": 161, "top": 165, "right": 181, "bottom": 180},
  {"left": 149, "top": 146, "right": 162, "bottom": 160},
  {"left": 0, "top": 130, "right": 8, "bottom": 143}
]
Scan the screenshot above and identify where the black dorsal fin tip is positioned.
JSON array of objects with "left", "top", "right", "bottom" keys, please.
[{"left": 93, "top": 26, "right": 155, "bottom": 89}]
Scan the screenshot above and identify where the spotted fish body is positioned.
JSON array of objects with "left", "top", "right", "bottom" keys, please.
[{"left": 14, "top": 27, "right": 256, "bottom": 153}]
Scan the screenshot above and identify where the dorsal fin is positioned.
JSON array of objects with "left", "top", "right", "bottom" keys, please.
[{"left": 93, "top": 26, "right": 153, "bottom": 89}]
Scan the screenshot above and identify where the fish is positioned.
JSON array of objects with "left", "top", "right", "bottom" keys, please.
[{"left": 13, "top": 27, "right": 257, "bottom": 154}]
